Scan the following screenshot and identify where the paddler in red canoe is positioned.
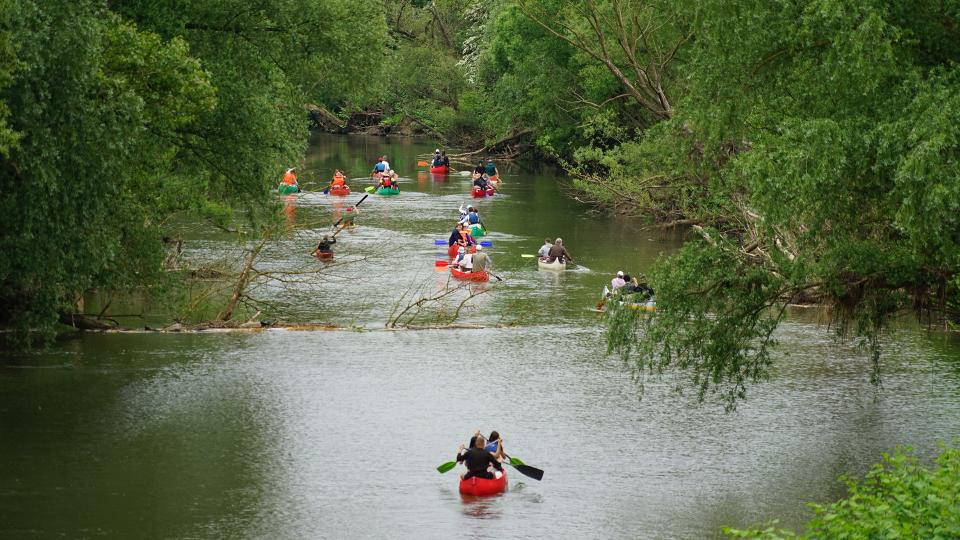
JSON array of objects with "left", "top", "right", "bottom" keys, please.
[
  {"left": 448, "top": 223, "right": 475, "bottom": 248},
  {"left": 484, "top": 430, "right": 505, "bottom": 461},
  {"left": 484, "top": 158, "right": 499, "bottom": 179},
  {"left": 311, "top": 235, "right": 335, "bottom": 257},
  {"left": 456, "top": 434, "right": 503, "bottom": 480}
]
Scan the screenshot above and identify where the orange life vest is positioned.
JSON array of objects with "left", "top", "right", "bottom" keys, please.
[
  {"left": 282, "top": 171, "right": 297, "bottom": 185},
  {"left": 332, "top": 174, "right": 345, "bottom": 186}
]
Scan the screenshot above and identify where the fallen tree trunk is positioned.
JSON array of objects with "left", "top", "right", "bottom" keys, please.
[
  {"left": 58, "top": 312, "right": 116, "bottom": 330},
  {"left": 447, "top": 129, "right": 534, "bottom": 159},
  {"left": 305, "top": 103, "right": 346, "bottom": 131}
]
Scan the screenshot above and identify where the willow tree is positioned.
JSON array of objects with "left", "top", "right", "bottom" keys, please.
[
  {"left": 109, "top": 0, "right": 386, "bottom": 205},
  {"left": 0, "top": 0, "right": 385, "bottom": 342},
  {"left": 468, "top": 0, "right": 696, "bottom": 205},
  {"left": 515, "top": 0, "right": 690, "bottom": 119},
  {"left": 607, "top": 0, "right": 960, "bottom": 409}
]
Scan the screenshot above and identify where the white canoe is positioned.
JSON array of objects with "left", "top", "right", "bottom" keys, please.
[{"left": 538, "top": 258, "right": 566, "bottom": 271}]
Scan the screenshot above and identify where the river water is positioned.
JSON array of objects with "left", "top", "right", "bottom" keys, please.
[{"left": 2, "top": 134, "right": 959, "bottom": 539}]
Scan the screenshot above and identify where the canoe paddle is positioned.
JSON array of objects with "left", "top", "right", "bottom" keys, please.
[
  {"left": 437, "top": 453, "right": 541, "bottom": 479},
  {"left": 503, "top": 453, "right": 543, "bottom": 481}
]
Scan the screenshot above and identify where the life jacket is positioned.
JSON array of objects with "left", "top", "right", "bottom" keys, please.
[
  {"left": 282, "top": 171, "right": 297, "bottom": 185},
  {"left": 485, "top": 163, "right": 496, "bottom": 176},
  {"left": 382, "top": 176, "right": 393, "bottom": 187},
  {"left": 468, "top": 212, "right": 479, "bottom": 224},
  {"left": 458, "top": 229, "right": 472, "bottom": 243},
  {"left": 332, "top": 174, "right": 345, "bottom": 186},
  {"left": 373, "top": 162, "right": 385, "bottom": 172}
]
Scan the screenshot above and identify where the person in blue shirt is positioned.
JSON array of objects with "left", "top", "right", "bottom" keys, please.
[
  {"left": 371, "top": 156, "right": 386, "bottom": 175},
  {"left": 467, "top": 207, "right": 480, "bottom": 225},
  {"left": 484, "top": 431, "right": 505, "bottom": 461}
]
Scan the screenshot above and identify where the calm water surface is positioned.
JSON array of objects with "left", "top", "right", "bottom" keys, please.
[{"left": 2, "top": 134, "right": 959, "bottom": 539}]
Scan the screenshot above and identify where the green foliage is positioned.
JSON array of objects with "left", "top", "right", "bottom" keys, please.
[
  {"left": 0, "top": 0, "right": 387, "bottom": 341},
  {"left": 602, "top": 0, "right": 960, "bottom": 407},
  {"left": 478, "top": 2, "right": 615, "bottom": 151},
  {"left": 0, "top": 1, "right": 214, "bottom": 340},
  {"left": 383, "top": 42, "right": 468, "bottom": 136},
  {"left": 0, "top": 5, "right": 18, "bottom": 156},
  {"left": 725, "top": 445, "right": 960, "bottom": 539},
  {"left": 608, "top": 238, "right": 788, "bottom": 408},
  {"left": 374, "top": 0, "right": 501, "bottom": 144},
  {"left": 111, "top": 0, "right": 385, "bottom": 206}
]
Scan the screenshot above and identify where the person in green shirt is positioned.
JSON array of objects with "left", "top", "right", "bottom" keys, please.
[{"left": 484, "top": 159, "right": 499, "bottom": 178}]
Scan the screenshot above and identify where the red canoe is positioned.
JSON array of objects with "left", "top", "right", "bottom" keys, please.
[
  {"left": 446, "top": 244, "right": 477, "bottom": 258},
  {"left": 459, "top": 471, "right": 507, "bottom": 496},
  {"left": 329, "top": 185, "right": 351, "bottom": 196},
  {"left": 450, "top": 267, "right": 489, "bottom": 282},
  {"left": 471, "top": 186, "right": 495, "bottom": 198},
  {"left": 429, "top": 165, "right": 449, "bottom": 174},
  {"left": 314, "top": 251, "right": 333, "bottom": 260}
]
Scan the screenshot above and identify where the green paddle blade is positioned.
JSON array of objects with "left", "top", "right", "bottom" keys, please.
[
  {"left": 509, "top": 456, "right": 525, "bottom": 466},
  {"left": 436, "top": 461, "right": 457, "bottom": 474},
  {"left": 520, "top": 254, "right": 535, "bottom": 258},
  {"left": 364, "top": 186, "right": 375, "bottom": 193}
]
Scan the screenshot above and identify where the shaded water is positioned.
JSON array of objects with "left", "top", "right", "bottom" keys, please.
[{"left": 2, "top": 134, "right": 959, "bottom": 538}]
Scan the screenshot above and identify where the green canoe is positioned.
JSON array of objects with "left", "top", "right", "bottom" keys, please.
[
  {"left": 277, "top": 184, "right": 300, "bottom": 195},
  {"left": 376, "top": 186, "right": 400, "bottom": 196}
]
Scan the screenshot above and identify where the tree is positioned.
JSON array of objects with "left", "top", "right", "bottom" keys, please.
[
  {"left": 0, "top": 0, "right": 387, "bottom": 342},
  {"left": 515, "top": 0, "right": 689, "bottom": 119},
  {"left": 0, "top": 0, "right": 216, "bottom": 341},
  {"left": 607, "top": 0, "right": 960, "bottom": 409}
]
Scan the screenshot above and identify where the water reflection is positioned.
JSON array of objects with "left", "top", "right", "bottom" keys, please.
[
  {"left": 283, "top": 194, "right": 296, "bottom": 229},
  {"left": 459, "top": 495, "right": 506, "bottom": 520}
]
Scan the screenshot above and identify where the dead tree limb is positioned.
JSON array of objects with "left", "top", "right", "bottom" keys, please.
[{"left": 446, "top": 129, "right": 534, "bottom": 159}]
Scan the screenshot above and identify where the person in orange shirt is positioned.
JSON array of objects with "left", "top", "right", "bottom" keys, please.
[{"left": 282, "top": 168, "right": 297, "bottom": 185}]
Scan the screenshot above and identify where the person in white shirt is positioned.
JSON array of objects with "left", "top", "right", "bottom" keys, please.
[
  {"left": 537, "top": 238, "right": 553, "bottom": 259},
  {"left": 460, "top": 251, "right": 474, "bottom": 271},
  {"left": 611, "top": 271, "right": 626, "bottom": 290}
]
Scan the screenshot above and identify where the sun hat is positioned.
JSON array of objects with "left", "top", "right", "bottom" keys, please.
[{"left": 617, "top": 271, "right": 624, "bottom": 277}]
